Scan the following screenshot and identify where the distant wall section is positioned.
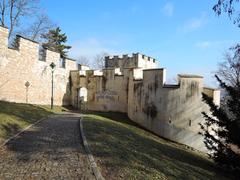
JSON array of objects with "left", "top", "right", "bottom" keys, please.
[
  {"left": 105, "top": 53, "right": 157, "bottom": 70},
  {"left": 70, "top": 68, "right": 129, "bottom": 112}
]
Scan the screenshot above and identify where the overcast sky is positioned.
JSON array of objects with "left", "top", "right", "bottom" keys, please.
[{"left": 41, "top": 0, "right": 240, "bottom": 86}]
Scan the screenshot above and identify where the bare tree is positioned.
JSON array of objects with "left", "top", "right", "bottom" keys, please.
[
  {"left": 92, "top": 52, "right": 109, "bottom": 69},
  {"left": 0, "top": 0, "right": 6, "bottom": 26},
  {"left": 216, "top": 45, "right": 240, "bottom": 88},
  {"left": 0, "top": 0, "right": 39, "bottom": 39},
  {"left": 77, "top": 56, "right": 91, "bottom": 67},
  {"left": 20, "top": 14, "right": 55, "bottom": 41}
]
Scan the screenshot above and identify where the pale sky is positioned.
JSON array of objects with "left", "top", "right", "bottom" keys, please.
[{"left": 41, "top": 0, "right": 240, "bottom": 86}]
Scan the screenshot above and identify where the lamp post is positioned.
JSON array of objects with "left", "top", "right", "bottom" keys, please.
[{"left": 50, "top": 62, "right": 56, "bottom": 109}]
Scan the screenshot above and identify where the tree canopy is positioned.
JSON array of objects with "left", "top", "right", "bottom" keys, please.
[
  {"left": 201, "top": 74, "right": 240, "bottom": 176},
  {"left": 42, "top": 27, "right": 71, "bottom": 58},
  {"left": 216, "top": 45, "right": 240, "bottom": 88}
]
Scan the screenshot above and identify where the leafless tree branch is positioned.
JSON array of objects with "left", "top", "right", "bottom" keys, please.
[
  {"left": 19, "top": 14, "right": 55, "bottom": 41},
  {"left": 92, "top": 52, "right": 109, "bottom": 69},
  {"left": 77, "top": 56, "right": 91, "bottom": 67},
  {"left": 0, "top": 0, "right": 40, "bottom": 39},
  {"left": 0, "top": 0, "right": 6, "bottom": 26},
  {"left": 216, "top": 45, "right": 240, "bottom": 88}
]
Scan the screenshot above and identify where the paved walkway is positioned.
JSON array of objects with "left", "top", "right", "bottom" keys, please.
[{"left": 0, "top": 113, "right": 95, "bottom": 180}]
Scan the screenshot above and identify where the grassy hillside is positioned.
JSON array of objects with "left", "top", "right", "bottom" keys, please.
[
  {"left": 0, "top": 101, "right": 67, "bottom": 143},
  {"left": 82, "top": 112, "right": 232, "bottom": 180}
]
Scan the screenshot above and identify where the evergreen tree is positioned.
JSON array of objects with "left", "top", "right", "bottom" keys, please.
[
  {"left": 41, "top": 27, "right": 71, "bottom": 58},
  {"left": 201, "top": 73, "right": 240, "bottom": 176},
  {"left": 200, "top": 2, "right": 240, "bottom": 176}
]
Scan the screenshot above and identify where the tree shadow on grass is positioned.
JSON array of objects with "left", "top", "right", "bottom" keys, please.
[
  {"left": 83, "top": 116, "right": 233, "bottom": 180},
  {"left": 0, "top": 101, "right": 53, "bottom": 123},
  {"left": 0, "top": 114, "right": 86, "bottom": 163},
  {"left": 0, "top": 101, "right": 57, "bottom": 142},
  {"left": 1, "top": 123, "right": 21, "bottom": 139},
  {"left": 82, "top": 111, "right": 139, "bottom": 126}
]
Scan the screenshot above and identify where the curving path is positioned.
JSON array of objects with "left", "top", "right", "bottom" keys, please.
[{"left": 0, "top": 113, "right": 95, "bottom": 180}]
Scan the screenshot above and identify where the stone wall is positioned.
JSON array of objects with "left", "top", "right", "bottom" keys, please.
[
  {"left": 128, "top": 70, "right": 219, "bottom": 152},
  {"left": 71, "top": 54, "right": 220, "bottom": 152},
  {"left": 0, "top": 26, "right": 77, "bottom": 105},
  {"left": 70, "top": 68, "right": 130, "bottom": 112}
]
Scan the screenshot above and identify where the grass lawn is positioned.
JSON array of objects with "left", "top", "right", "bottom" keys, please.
[
  {"left": 0, "top": 101, "right": 68, "bottom": 143},
  {"left": 82, "top": 112, "right": 233, "bottom": 180}
]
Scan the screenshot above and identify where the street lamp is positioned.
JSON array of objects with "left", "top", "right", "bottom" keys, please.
[{"left": 50, "top": 62, "right": 56, "bottom": 109}]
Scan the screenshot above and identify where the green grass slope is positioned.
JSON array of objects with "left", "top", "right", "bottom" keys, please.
[
  {"left": 0, "top": 101, "right": 67, "bottom": 143},
  {"left": 83, "top": 112, "right": 232, "bottom": 180}
]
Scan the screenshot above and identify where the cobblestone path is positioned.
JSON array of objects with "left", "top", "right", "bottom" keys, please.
[{"left": 0, "top": 113, "right": 95, "bottom": 180}]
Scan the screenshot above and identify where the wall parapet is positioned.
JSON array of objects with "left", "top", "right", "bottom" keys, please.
[
  {"left": 0, "top": 26, "right": 77, "bottom": 69},
  {"left": 131, "top": 68, "right": 206, "bottom": 90},
  {"left": 105, "top": 52, "right": 158, "bottom": 69},
  {"left": 16, "top": 34, "right": 39, "bottom": 44},
  {"left": 163, "top": 84, "right": 180, "bottom": 88},
  {"left": 203, "top": 87, "right": 221, "bottom": 106},
  {"left": 178, "top": 74, "right": 203, "bottom": 78},
  {"left": 106, "top": 52, "right": 157, "bottom": 62}
]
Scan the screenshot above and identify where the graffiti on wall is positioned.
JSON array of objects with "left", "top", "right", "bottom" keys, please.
[{"left": 96, "top": 90, "right": 118, "bottom": 101}]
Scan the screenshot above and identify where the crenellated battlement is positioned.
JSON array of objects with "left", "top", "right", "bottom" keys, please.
[
  {"left": 106, "top": 53, "right": 156, "bottom": 62},
  {"left": 105, "top": 52, "right": 157, "bottom": 70},
  {"left": 75, "top": 64, "right": 219, "bottom": 99},
  {"left": 0, "top": 26, "right": 76, "bottom": 69},
  {"left": 132, "top": 67, "right": 219, "bottom": 96}
]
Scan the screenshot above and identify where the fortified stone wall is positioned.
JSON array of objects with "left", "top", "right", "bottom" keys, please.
[
  {"left": 0, "top": 23, "right": 221, "bottom": 152},
  {"left": 0, "top": 26, "right": 77, "bottom": 105},
  {"left": 71, "top": 54, "right": 220, "bottom": 152}
]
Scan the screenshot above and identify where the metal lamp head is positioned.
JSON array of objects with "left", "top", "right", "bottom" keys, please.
[
  {"left": 50, "top": 62, "right": 56, "bottom": 70},
  {"left": 25, "top": 81, "right": 30, "bottom": 88}
]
